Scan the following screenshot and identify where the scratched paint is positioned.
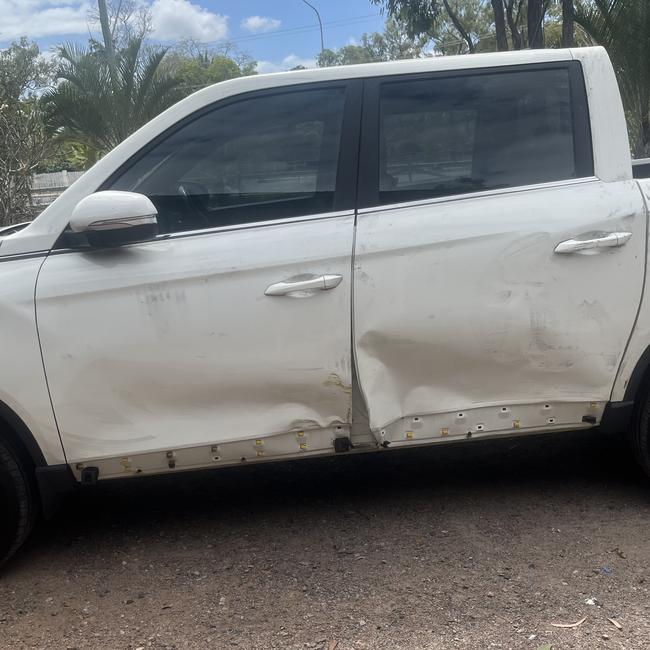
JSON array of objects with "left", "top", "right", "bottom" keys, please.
[
  {"left": 35, "top": 215, "right": 355, "bottom": 461},
  {"left": 354, "top": 179, "right": 645, "bottom": 432}
]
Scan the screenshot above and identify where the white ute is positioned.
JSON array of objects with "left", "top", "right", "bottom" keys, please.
[{"left": 2, "top": 46, "right": 650, "bottom": 565}]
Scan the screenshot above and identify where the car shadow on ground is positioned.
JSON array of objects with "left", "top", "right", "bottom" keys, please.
[
  {"left": 5, "top": 429, "right": 650, "bottom": 650},
  {"left": 18, "top": 428, "right": 649, "bottom": 562}
]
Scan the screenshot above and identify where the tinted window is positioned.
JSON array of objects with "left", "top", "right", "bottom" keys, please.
[
  {"left": 378, "top": 68, "right": 589, "bottom": 205},
  {"left": 110, "top": 87, "right": 346, "bottom": 233}
]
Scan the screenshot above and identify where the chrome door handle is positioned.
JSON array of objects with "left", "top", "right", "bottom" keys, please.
[
  {"left": 265, "top": 274, "right": 343, "bottom": 296},
  {"left": 554, "top": 231, "right": 632, "bottom": 254}
]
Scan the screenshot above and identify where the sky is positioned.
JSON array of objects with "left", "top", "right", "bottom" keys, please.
[{"left": 0, "top": 0, "right": 387, "bottom": 72}]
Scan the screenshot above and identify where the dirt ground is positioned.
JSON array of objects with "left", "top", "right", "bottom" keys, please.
[{"left": 1, "top": 430, "right": 650, "bottom": 650}]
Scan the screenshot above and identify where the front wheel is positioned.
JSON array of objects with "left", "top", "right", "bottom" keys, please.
[{"left": 0, "top": 438, "right": 37, "bottom": 567}]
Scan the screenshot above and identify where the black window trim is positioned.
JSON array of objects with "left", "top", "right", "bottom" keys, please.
[
  {"left": 357, "top": 60, "right": 594, "bottom": 210},
  {"left": 93, "top": 79, "right": 362, "bottom": 231}
]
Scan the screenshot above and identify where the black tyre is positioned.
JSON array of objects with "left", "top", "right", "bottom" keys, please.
[{"left": 0, "top": 438, "right": 37, "bottom": 567}]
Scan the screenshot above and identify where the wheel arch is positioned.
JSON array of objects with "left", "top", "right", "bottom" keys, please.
[
  {"left": 599, "top": 345, "right": 650, "bottom": 435},
  {"left": 623, "top": 344, "right": 650, "bottom": 405},
  {"left": 0, "top": 399, "right": 47, "bottom": 468},
  {"left": 0, "top": 400, "right": 74, "bottom": 518}
]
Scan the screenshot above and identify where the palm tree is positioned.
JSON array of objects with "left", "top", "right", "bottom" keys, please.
[
  {"left": 43, "top": 37, "right": 181, "bottom": 165},
  {"left": 576, "top": 0, "right": 650, "bottom": 157}
]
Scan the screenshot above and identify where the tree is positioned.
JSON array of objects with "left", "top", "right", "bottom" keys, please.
[
  {"left": 318, "top": 45, "right": 377, "bottom": 66},
  {"left": 562, "top": 0, "right": 575, "bottom": 46},
  {"left": 88, "top": 0, "right": 152, "bottom": 49},
  {"left": 165, "top": 41, "right": 257, "bottom": 92},
  {"left": 527, "top": 0, "right": 546, "bottom": 47},
  {"left": 0, "top": 105, "right": 50, "bottom": 225},
  {"left": 576, "top": 0, "right": 650, "bottom": 156},
  {"left": 371, "top": 0, "right": 484, "bottom": 52},
  {"left": 491, "top": 0, "right": 509, "bottom": 50},
  {"left": 97, "top": 0, "right": 116, "bottom": 69},
  {"left": 432, "top": 0, "right": 495, "bottom": 54},
  {"left": 504, "top": 0, "right": 525, "bottom": 49},
  {"left": 0, "top": 39, "right": 53, "bottom": 225},
  {"left": 371, "top": 0, "right": 561, "bottom": 51},
  {"left": 318, "top": 18, "right": 429, "bottom": 66},
  {"left": 43, "top": 37, "right": 181, "bottom": 165}
]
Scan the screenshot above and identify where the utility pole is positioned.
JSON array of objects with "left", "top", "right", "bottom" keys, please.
[{"left": 300, "top": 0, "right": 324, "bottom": 54}]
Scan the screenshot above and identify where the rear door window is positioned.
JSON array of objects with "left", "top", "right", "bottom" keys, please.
[{"left": 369, "top": 64, "right": 593, "bottom": 206}]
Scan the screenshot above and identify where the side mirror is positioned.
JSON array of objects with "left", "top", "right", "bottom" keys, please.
[{"left": 69, "top": 191, "right": 158, "bottom": 247}]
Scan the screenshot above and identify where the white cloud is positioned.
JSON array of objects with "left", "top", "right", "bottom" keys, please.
[
  {"left": 150, "top": 0, "right": 228, "bottom": 42},
  {"left": 0, "top": 1, "right": 91, "bottom": 42},
  {"left": 0, "top": 0, "right": 228, "bottom": 46},
  {"left": 240, "top": 15, "right": 281, "bottom": 34},
  {"left": 256, "top": 54, "right": 317, "bottom": 74}
]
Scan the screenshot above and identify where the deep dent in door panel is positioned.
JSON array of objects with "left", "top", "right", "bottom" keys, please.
[{"left": 354, "top": 181, "right": 646, "bottom": 434}]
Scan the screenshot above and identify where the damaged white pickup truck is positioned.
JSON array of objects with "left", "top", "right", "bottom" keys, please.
[{"left": 2, "top": 46, "right": 650, "bottom": 565}]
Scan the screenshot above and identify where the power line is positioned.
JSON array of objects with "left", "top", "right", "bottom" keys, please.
[{"left": 167, "top": 13, "right": 382, "bottom": 48}]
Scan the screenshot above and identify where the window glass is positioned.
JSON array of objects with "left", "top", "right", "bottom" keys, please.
[
  {"left": 378, "top": 68, "right": 584, "bottom": 205},
  {"left": 110, "top": 87, "right": 346, "bottom": 233}
]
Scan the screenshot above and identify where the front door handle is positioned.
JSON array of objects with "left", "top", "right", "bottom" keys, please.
[
  {"left": 265, "top": 274, "right": 343, "bottom": 296},
  {"left": 554, "top": 231, "right": 632, "bottom": 254}
]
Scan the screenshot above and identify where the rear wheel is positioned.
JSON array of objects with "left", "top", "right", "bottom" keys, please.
[{"left": 0, "top": 438, "right": 37, "bottom": 567}]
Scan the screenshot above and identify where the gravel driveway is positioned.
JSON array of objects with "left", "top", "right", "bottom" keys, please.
[{"left": 1, "top": 430, "right": 649, "bottom": 649}]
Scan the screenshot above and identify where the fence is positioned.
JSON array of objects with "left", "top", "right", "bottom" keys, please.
[{"left": 31, "top": 170, "right": 85, "bottom": 209}]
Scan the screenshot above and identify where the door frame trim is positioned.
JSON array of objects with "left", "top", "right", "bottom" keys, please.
[{"left": 356, "top": 176, "right": 600, "bottom": 216}]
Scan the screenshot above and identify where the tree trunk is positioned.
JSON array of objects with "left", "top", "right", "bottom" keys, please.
[
  {"left": 505, "top": 0, "right": 523, "bottom": 49},
  {"left": 527, "top": 0, "right": 545, "bottom": 49},
  {"left": 561, "top": 0, "right": 574, "bottom": 48},
  {"left": 97, "top": 0, "right": 116, "bottom": 66},
  {"left": 442, "top": 0, "right": 476, "bottom": 53},
  {"left": 491, "top": 0, "right": 509, "bottom": 50},
  {"left": 642, "top": 113, "right": 650, "bottom": 157}
]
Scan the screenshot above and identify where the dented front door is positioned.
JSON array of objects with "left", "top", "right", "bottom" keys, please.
[
  {"left": 36, "top": 216, "right": 355, "bottom": 471},
  {"left": 35, "top": 81, "right": 361, "bottom": 475}
]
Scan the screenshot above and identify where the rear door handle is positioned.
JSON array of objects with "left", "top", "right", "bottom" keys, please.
[
  {"left": 265, "top": 274, "right": 343, "bottom": 296},
  {"left": 554, "top": 231, "right": 633, "bottom": 254}
]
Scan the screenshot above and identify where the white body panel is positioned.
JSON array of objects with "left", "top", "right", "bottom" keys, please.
[
  {"left": 571, "top": 49, "right": 632, "bottom": 183},
  {"left": 0, "top": 259, "right": 64, "bottom": 464},
  {"left": 36, "top": 214, "right": 354, "bottom": 463},
  {"left": 0, "top": 46, "right": 647, "bottom": 478},
  {"left": 612, "top": 178, "right": 650, "bottom": 401},
  {"left": 353, "top": 180, "right": 646, "bottom": 438}
]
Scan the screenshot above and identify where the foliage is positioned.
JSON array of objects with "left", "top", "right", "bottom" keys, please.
[
  {"left": 165, "top": 40, "right": 257, "bottom": 92},
  {"left": 0, "top": 103, "right": 50, "bottom": 225},
  {"left": 0, "top": 39, "right": 54, "bottom": 225},
  {"left": 0, "top": 38, "right": 53, "bottom": 103},
  {"left": 544, "top": 2, "right": 590, "bottom": 47},
  {"left": 575, "top": 0, "right": 650, "bottom": 157},
  {"left": 35, "top": 142, "right": 89, "bottom": 174},
  {"left": 370, "top": 0, "right": 575, "bottom": 51},
  {"left": 370, "top": 0, "right": 443, "bottom": 38},
  {"left": 318, "top": 19, "right": 429, "bottom": 66},
  {"left": 43, "top": 37, "right": 182, "bottom": 165},
  {"left": 87, "top": 0, "right": 152, "bottom": 49},
  {"left": 433, "top": 0, "right": 496, "bottom": 54},
  {"left": 371, "top": 0, "right": 488, "bottom": 52}
]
